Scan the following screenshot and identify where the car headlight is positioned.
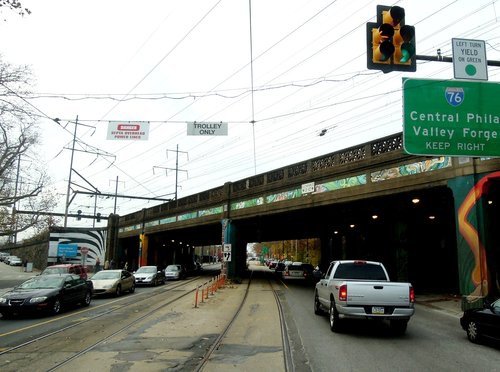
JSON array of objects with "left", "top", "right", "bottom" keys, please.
[
  {"left": 0, "top": 297, "right": 7, "bottom": 304},
  {"left": 29, "top": 296, "right": 48, "bottom": 304}
]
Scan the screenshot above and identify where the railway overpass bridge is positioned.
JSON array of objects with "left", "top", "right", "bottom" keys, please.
[{"left": 111, "top": 133, "right": 500, "bottom": 302}]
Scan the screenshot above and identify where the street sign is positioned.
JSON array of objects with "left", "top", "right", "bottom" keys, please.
[
  {"left": 403, "top": 78, "right": 500, "bottom": 157},
  {"left": 57, "top": 243, "right": 78, "bottom": 258},
  {"left": 107, "top": 121, "right": 150, "bottom": 141},
  {"left": 187, "top": 122, "right": 228, "bottom": 136},
  {"left": 301, "top": 182, "right": 315, "bottom": 194},
  {"left": 223, "top": 243, "right": 231, "bottom": 261},
  {"left": 80, "top": 247, "right": 89, "bottom": 255},
  {"left": 452, "top": 38, "right": 488, "bottom": 81}
]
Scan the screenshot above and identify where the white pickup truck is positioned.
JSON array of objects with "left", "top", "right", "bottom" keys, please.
[{"left": 314, "top": 260, "right": 415, "bottom": 334}]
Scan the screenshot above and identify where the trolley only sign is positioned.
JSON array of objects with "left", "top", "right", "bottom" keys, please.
[{"left": 403, "top": 78, "right": 500, "bottom": 157}]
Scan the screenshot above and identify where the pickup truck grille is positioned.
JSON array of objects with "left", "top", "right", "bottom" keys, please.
[{"left": 363, "top": 306, "right": 395, "bottom": 315}]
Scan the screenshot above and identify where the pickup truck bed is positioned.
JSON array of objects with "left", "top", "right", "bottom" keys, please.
[{"left": 314, "top": 260, "right": 415, "bottom": 334}]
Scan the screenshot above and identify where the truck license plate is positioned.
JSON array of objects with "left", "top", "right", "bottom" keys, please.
[{"left": 372, "top": 306, "right": 384, "bottom": 314}]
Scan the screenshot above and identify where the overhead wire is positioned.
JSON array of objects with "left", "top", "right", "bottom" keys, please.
[{"left": 32, "top": 0, "right": 500, "bottom": 216}]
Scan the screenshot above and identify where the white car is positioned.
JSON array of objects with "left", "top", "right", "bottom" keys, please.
[
  {"left": 8, "top": 256, "right": 22, "bottom": 266},
  {"left": 91, "top": 269, "right": 135, "bottom": 296}
]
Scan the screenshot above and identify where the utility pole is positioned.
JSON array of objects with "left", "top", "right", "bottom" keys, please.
[
  {"left": 12, "top": 154, "right": 21, "bottom": 243},
  {"left": 62, "top": 117, "right": 115, "bottom": 228},
  {"left": 110, "top": 176, "right": 125, "bottom": 214},
  {"left": 64, "top": 116, "right": 78, "bottom": 228},
  {"left": 153, "top": 145, "right": 188, "bottom": 201}
]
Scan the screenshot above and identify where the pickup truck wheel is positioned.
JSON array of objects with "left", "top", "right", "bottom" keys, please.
[
  {"left": 314, "top": 292, "right": 323, "bottom": 315},
  {"left": 329, "top": 301, "right": 341, "bottom": 332},
  {"left": 390, "top": 320, "right": 408, "bottom": 335}
]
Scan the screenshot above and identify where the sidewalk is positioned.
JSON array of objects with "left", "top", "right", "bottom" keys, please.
[
  {"left": 415, "top": 293, "right": 463, "bottom": 318},
  {"left": 0, "top": 262, "right": 40, "bottom": 295},
  {"left": 0, "top": 261, "right": 40, "bottom": 278}
]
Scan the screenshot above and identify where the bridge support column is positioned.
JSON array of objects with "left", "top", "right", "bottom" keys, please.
[
  {"left": 449, "top": 170, "right": 500, "bottom": 308},
  {"left": 222, "top": 219, "right": 236, "bottom": 278}
]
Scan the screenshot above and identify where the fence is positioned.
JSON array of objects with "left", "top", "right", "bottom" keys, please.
[{"left": 194, "top": 274, "right": 226, "bottom": 308}]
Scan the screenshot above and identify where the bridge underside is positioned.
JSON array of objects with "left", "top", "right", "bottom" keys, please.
[{"left": 117, "top": 183, "right": 493, "bottom": 295}]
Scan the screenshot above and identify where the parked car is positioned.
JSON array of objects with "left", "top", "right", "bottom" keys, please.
[
  {"left": 8, "top": 256, "right": 23, "bottom": 266},
  {"left": 184, "top": 261, "right": 202, "bottom": 276},
  {"left": 165, "top": 264, "right": 186, "bottom": 280},
  {"left": 91, "top": 269, "right": 135, "bottom": 296},
  {"left": 0, "top": 252, "right": 10, "bottom": 262},
  {"left": 41, "top": 264, "right": 89, "bottom": 280},
  {"left": 282, "top": 262, "right": 315, "bottom": 282},
  {"left": 5, "top": 255, "right": 20, "bottom": 265},
  {"left": 0, "top": 274, "right": 93, "bottom": 318},
  {"left": 460, "top": 298, "right": 500, "bottom": 343},
  {"left": 134, "top": 266, "right": 165, "bottom": 286}
]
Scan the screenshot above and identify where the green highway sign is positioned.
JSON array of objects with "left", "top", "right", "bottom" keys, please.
[{"left": 403, "top": 78, "right": 500, "bottom": 157}]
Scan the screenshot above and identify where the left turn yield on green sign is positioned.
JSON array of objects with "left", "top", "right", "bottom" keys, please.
[{"left": 403, "top": 78, "right": 500, "bottom": 157}]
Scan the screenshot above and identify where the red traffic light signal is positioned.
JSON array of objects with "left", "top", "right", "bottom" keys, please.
[{"left": 367, "top": 5, "right": 416, "bottom": 73}]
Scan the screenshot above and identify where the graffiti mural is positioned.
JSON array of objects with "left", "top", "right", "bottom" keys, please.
[
  {"left": 450, "top": 171, "right": 500, "bottom": 303},
  {"left": 49, "top": 227, "right": 107, "bottom": 265}
]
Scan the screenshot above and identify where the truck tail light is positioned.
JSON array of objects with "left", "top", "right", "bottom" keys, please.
[
  {"left": 339, "top": 284, "right": 348, "bottom": 301},
  {"left": 409, "top": 286, "right": 415, "bottom": 303}
]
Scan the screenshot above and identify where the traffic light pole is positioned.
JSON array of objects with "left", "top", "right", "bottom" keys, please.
[{"left": 416, "top": 54, "right": 500, "bottom": 67}]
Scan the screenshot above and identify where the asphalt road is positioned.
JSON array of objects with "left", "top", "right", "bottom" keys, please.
[{"left": 279, "top": 279, "right": 500, "bottom": 372}]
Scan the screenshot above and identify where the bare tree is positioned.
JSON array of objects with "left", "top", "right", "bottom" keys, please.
[
  {"left": 0, "top": 56, "right": 57, "bottom": 239},
  {"left": 0, "top": 0, "right": 30, "bottom": 19}
]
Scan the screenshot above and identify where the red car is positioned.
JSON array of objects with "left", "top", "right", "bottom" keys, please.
[{"left": 41, "top": 264, "right": 89, "bottom": 280}]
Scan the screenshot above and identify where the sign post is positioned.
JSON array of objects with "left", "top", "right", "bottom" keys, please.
[
  {"left": 223, "top": 243, "right": 232, "bottom": 262},
  {"left": 403, "top": 78, "right": 500, "bottom": 157}
]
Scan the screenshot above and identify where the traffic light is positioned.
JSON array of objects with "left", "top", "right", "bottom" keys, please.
[
  {"left": 76, "top": 209, "right": 82, "bottom": 221},
  {"left": 367, "top": 5, "right": 416, "bottom": 73},
  {"left": 96, "top": 213, "right": 101, "bottom": 222}
]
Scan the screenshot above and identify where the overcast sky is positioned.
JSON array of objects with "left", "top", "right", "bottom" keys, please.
[{"left": 1, "top": 0, "right": 499, "bottom": 234}]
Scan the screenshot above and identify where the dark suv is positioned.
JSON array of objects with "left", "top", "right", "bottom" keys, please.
[{"left": 41, "top": 264, "right": 89, "bottom": 280}]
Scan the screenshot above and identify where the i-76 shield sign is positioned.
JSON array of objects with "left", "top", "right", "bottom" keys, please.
[{"left": 403, "top": 78, "right": 500, "bottom": 157}]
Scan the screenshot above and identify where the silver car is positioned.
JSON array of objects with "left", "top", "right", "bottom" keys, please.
[
  {"left": 91, "top": 269, "right": 135, "bottom": 296},
  {"left": 134, "top": 266, "right": 165, "bottom": 286},
  {"left": 165, "top": 264, "right": 186, "bottom": 280}
]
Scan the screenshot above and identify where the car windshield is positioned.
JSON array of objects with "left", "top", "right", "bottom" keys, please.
[
  {"left": 18, "top": 276, "right": 64, "bottom": 289},
  {"left": 42, "top": 267, "right": 68, "bottom": 275},
  {"left": 166, "top": 265, "right": 179, "bottom": 271},
  {"left": 136, "top": 267, "right": 156, "bottom": 273},
  {"left": 92, "top": 271, "right": 120, "bottom": 279}
]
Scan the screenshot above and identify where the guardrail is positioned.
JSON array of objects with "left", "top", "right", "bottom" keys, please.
[{"left": 194, "top": 274, "right": 226, "bottom": 308}]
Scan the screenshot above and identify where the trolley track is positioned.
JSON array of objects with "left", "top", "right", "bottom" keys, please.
[
  {"left": 194, "top": 271, "right": 292, "bottom": 372},
  {"left": 1, "top": 271, "right": 292, "bottom": 371},
  {"left": 0, "top": 277, "right": 202, "bottom": 370}
]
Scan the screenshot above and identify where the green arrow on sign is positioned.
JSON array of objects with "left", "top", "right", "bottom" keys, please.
[{"left": 403, "top": 78, "right": 500, "bottom": 157}]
